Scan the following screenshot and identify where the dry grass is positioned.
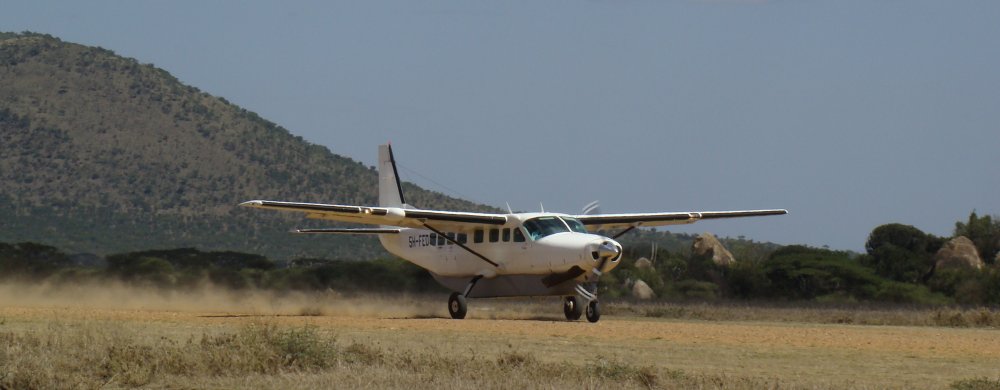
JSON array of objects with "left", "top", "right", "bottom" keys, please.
[
  {"left": 608, "top": 300, "right": 1000, "bottom": 328},
  {"left": 2, "top": 282, "right": 1000, "bottom": 389},
  {"left": 0, "top": 319, "right": 788, "bottom": 389}
]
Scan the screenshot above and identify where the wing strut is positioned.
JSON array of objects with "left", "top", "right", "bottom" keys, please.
[
  {"left": 611, "top": 226, "right": 636, "bottom": 239},
  {"left": 421, "top": 223, "right": 499, "bottom": 268}
]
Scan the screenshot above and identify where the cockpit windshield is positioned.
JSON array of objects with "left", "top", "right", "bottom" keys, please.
[
  {"left": 561, "top": 217, "right": 588, "bottom": 233},
  {"left": 522, "top": 216, "right": 570, "bottom": 240}
]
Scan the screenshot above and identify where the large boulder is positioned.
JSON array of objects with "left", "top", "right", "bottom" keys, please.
[
  {"left": 934, "top": 236, "right": 984, "bottom": 271},
  {"left": 692, "top": 232, "right": 736, "bottom": 266},
  {"left": 634, "top": 257, "right": 653, "bottom": 270},
  {"left": 632, "top": 279, "right": 655, "bottom": 300}
]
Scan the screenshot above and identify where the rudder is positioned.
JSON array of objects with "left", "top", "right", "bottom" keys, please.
[{"left": 378, "top": 144, "right": 406, "bottom": 207}]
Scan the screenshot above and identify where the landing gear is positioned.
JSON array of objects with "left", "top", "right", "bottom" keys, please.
[
  {"left": 448, "top": 292, "right": 467, "bottom": 319},
  {"left": 447, "top": 276, "right": 482, "bottom": 320},
  {"left": 585, "top": 300, "right": 600, "bottom": 323},
  {"left": 563, "top": 296, "right": 583, "bottom": 321}
]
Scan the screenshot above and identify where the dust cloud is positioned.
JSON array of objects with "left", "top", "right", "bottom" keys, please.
[{"left": 0, "top": 280, "right": 445, "bottom": 318}]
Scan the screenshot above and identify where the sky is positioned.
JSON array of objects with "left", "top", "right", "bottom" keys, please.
[{"left": 3, "top": 1, "right": 998, "bottom": 251}]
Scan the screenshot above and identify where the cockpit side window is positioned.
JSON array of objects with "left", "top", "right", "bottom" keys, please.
[
  {"left": 522, "top": 216, "right": 571, "bottom": 240},
  {"left": 513, "top": 228, "right": 525, "bottom": 242},
  {"left": 561, "top": 217, "right": 588, "bottom": 233}
]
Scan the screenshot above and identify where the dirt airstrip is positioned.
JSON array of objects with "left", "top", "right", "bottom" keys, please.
[{"left": 1, "top": 284, "right": 999, "bottom": 388}]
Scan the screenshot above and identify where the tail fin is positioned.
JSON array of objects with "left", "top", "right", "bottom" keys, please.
[{"left": 378, "top": 144, "right": 406, "bottom": 207}]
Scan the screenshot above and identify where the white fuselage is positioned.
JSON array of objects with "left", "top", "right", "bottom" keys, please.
[{"left": 378, "top": 212, "right": 622, "bottom": 279}]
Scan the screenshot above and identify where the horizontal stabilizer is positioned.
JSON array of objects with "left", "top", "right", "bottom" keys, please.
[{"left": 294, "top": 228, "right": 401, "bottom": 234}]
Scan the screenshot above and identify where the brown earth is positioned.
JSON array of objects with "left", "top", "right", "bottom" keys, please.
[{"left": 1, "top": 284, "right": 999, "bottom": 388}]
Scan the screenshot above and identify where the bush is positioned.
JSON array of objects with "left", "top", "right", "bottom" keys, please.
[
  {"left": 863, "top": 224, "right": 942, "bottom": 283},
  {"left": 762, "top": 246, "right": 882, "bottom": 300},
  {"left": 0, "top": 242, "right": 72, "bottom": 278},
  {"left": 668, "top": 279, "right": 719, "bottom": 300},
  {"left": 874, "top": 281, "right": 949, "bottom": 305}
]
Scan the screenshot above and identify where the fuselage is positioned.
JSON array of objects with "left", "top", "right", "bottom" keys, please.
[{"left": 378, "top": 212, "right": 622, "bottom": 281}]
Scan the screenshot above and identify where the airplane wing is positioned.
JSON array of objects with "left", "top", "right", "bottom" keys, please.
[
  {"left": 574, "top": 209, "right": 787, "bottom": 231},
  {"left": 294, "top": 228, "right": 401, "bottom": 234},
  {"left": 240, "top": 200, "right": 507, "bottom": 230}
]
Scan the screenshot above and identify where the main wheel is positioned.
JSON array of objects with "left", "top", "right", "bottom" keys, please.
[
  {"left": 585, "top": 300, "right": 601, "bottom": 323},
  {"left": 563, "top": 296, "right": 583, "bottom": 321},
  {"left": 448, "top": 292, "right": 467, "bottom": 319}
]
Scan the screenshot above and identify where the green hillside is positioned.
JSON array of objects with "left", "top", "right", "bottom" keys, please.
[{"left": 0, "top": 32, "right": 495, "bottom": 259}]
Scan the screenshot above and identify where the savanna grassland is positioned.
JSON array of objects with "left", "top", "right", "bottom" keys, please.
[{"left": 2, "top": 283, "right": 999, "bottom": 389}]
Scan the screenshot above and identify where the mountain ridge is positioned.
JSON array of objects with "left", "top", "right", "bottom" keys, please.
[{"left": 0, "top": 32, "right": 496, "bottom": 259}]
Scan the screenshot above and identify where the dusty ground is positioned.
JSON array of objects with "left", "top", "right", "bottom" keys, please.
[{"left": 1, "top": 284, "right": 999, "bottom": 388}]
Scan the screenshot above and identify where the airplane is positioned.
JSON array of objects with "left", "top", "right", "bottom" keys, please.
[{"left": 241, "top": 144, "right": 786, "bottom": 322}]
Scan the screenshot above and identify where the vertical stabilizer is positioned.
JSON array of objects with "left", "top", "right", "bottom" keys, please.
[{"left": 378, "top": 144, "right": 406, "bottom": 207}]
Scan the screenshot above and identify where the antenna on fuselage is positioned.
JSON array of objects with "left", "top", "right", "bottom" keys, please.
[
  {"left": 539, "top": 202, "right": 545, "bottom": 213},
  {"left": 506, "top": 202, "right": 513, "bottom": 214}
]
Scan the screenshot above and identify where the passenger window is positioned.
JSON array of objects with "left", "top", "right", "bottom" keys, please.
[
  {"left": 474, "top": 229, "right": 484, "bottom": 243},
  {"left": 513, "top": 228, "right": 525, "bottom": 242},
  {"left": 502, "top": 228, "right": 511, "bottom": 242},
  {"left": 489, "top": 228, "right": 499, "bottom": 243},
  {"left": 429, "top": 233, "right": 438, "bottom": 246},
  {"left": 446, "top": 232, "right": 455, "bottom": 245},
  {"left": 437, "top": 234, "right": 446, "bottom": 246},
  {"left": 457, "top": 233, "right": 467, "bottom": 244}
]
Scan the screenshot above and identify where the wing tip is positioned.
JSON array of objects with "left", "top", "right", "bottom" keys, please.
[{"left": 239, "top": 200, "right": 264, "bottom": 208}]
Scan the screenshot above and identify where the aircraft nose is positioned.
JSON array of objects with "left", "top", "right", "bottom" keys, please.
[{"left": 589, "top": 239, "right": 623, "bottom": 263}]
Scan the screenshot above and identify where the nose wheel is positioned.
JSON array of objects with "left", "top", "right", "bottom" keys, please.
[
  {"left": 563, "top": 296, "right": 583, "bottom": 321},
  {"left": 585, "top": 300, "right": 600, "bottom": 323}
]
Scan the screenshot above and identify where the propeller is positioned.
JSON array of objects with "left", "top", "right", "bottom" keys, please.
[
  {"left": 582, "top": 200, "right": 601, "bottom": 215},
  {"left": 575, "top": 200, "right": 618, "bottom": 322},
  {"left": 574, "top": 239, "right": 622, "bottom": 321}
]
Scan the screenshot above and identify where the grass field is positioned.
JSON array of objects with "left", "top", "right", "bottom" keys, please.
[{"left": 1, "top": 283, "right": 999, "bottom": 389}]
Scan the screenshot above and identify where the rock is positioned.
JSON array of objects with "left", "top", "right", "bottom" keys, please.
[
  {"left": 934, "top": 236, "right": 984, "bottom": 271},
  {"left": 692, "top": 232, "right": 736, "bottom": 266},
  {"left": 634, "top": 257, "right": 653, "bottom": 270},
  {"left": 632, "top": 279, "right": 655, "bottom": 300}
]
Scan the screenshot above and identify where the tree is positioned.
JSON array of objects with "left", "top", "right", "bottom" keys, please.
[
  {"left": 954, "top": 211, "right": 1000, "bottom": 264},
  {"left": 0, "top": 242, "right": 71, "bottom": 278},
  {"left": 762, "top": 245, "right": 882, "bottom": 300},
  {"left": 862, "top": 224, "right": 943, "bottom": 283}
]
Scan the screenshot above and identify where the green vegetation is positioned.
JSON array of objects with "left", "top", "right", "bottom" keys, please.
[
  {"left": 602, "top": 212, "right": 1000, "bottom": 306},
  {"left": 2, "top": 212, "right": 998, "bottom": 308},
  {"left": 860, "top": 223, "right": 944, "bottom": 283},
  {"left": 0, "top": 32, "right": 495, "bottom": 260},
  {"left": 0, "top": 242, "right": 445, "bottom": 294},
  {"left": 2, "top": 31, "right": 999, "bottom": 309}
]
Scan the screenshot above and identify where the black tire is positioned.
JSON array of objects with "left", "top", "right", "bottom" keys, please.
[
  {"left": 563, "top": 296, "right": 583, "bottom": 321},
  {"left": 585, "top": 300, "right": 601, "bottom": 323},
  {"left": 448, "top": 292, "right": 467, "bottom": 319}
]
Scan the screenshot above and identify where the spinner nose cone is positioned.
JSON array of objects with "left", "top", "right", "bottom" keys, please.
[
  {"left": 598, "top": 241, "right": 621, "bottom": 259},
  {"left": 589, "top": 239, "right": 623, "bottom": 262}
]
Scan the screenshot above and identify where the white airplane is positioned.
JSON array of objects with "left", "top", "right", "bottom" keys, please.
[{"left": 241, "top": 144, "right": 786, "bottom": 322}]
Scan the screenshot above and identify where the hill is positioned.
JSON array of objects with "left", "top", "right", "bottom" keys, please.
[{"left": 0, "top": 32, "right": 494, "bottom": 259}]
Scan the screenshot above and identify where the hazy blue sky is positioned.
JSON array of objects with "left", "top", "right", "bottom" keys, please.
[{"left": 4, "top": 1, "right": 998, "bottom": 250}]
